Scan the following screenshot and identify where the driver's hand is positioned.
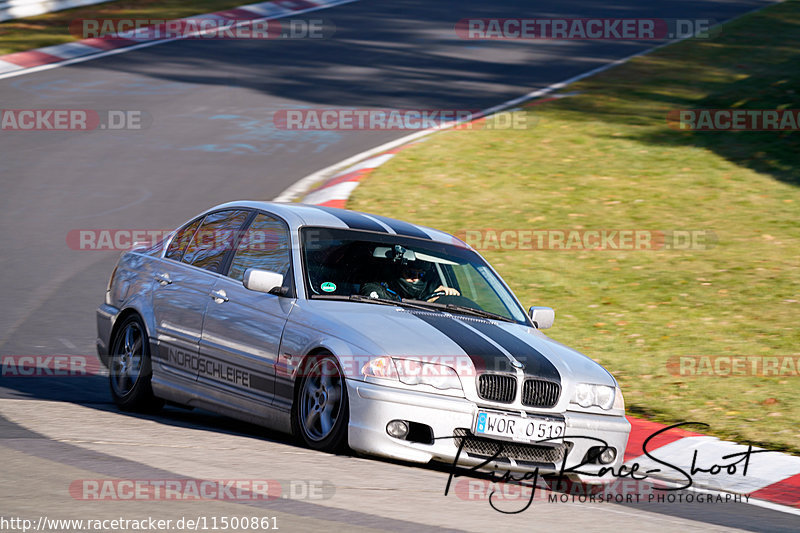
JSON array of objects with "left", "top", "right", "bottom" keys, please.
[{"left": 428, "top": 285, "right": 460, "bottom": 302}]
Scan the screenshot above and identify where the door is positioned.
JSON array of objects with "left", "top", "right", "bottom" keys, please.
[
  {"left": 150, "top": 209, "right": 251, "bottom": 382},
  {"left": 198, "top": 212, "right": 294, "bottom": 411}
]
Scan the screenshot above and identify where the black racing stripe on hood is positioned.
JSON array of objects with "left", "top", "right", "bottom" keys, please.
[
  {"left": 369, "top": 214, "right": 432, "bottom": 240},
  {"left": 308, "top": 205, "right": 388, "bottom": 233},
  {"left": 465, "top": 320, "right": 561, "bottom": 382},
  {"left": 410, "top": 312, "right": 515, "bottom": 373}
]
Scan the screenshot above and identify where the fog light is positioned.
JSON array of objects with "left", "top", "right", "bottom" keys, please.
[
  {"left": 386, "top": 420, "right": 409, "bottom": 439},
  {"left": 599, "top": 448, "right": 617, "bottom": 464}
]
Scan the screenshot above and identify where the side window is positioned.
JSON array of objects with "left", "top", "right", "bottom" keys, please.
[
  {"left": 182, "top": 210, "right": 250, "bottom": 273},
  {"left": 228, "top": 213, "right": 291, "bottom": 282},
  {"left": 165, "top": 218, "right": 202, "bottom": 261}
]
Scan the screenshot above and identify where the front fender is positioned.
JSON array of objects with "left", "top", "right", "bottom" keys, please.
[{"left": 280, "top": 328, "right": 375, "bottom": 382}]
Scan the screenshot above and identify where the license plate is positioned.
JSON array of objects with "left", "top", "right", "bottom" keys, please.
[{"left": 474, "top": 411, "right": 565, "bottom": 443}]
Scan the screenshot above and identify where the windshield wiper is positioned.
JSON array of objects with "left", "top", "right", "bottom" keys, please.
[
  {"left": 404, "top": 299, "right": 515, "bottom": 323},
  {"left": 350, "top": 294, "right": 432, "bottom": 310},
  {"left": 313, "top": 294, "right": 514, "bottom": 321},
  {"left": 313, "top": 294, "right": 431, "bottom": 311}
]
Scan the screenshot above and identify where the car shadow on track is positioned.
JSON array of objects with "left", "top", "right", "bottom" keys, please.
[
  {"left": 0, "top": 366, "right": 296, "bottom": 445},
  {"left": 2, "top": 368, "right": 798, "bottom": 532}
]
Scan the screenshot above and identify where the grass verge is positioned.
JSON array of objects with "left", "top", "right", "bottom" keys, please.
[
  {"left": 350, "top": 2, "right": 800, "bottom": 453},
  {"left": 0, "top": 0, "right": 270, "bottom": 56}
]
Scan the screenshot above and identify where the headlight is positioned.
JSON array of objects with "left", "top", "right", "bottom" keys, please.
[
  {"left": 571, "top": 383, "right": 617, "bottom": 410},
  {"left": 361, "top": 356, "right": 398, "bottom": 379},
  {"left": 574, "top": 383, "right": 594, "bottom": 407},
  {"left": 394, "top": 359, "right": 462, "bottom": 391},
  {"left": 613, "top": 386, "right": 625, "bottom": 410},
  {"left": 361, "top": 357, "right": 462, "bottom": 391}
]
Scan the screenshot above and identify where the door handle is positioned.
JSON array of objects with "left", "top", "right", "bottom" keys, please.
[
  {"left": 154, "top": 272, "right": 172, "bottom": 285},
  {"left": 210, "top": 289, "right": 229, "bottom": 303}
]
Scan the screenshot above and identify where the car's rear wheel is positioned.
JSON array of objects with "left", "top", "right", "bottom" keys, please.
[
  {"left": 293, "top": 354, "right": 349, "bottom": 452},
  {"left": 109, "top": 315, "right": 163, "bottom": 412}
]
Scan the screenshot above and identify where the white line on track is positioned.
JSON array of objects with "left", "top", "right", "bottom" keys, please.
[
  {"left": 273, "top": 2, "right": 776, "bottom": 203},
  {"left": 272, "top": 45, "right": 662, "bottom": 202}
]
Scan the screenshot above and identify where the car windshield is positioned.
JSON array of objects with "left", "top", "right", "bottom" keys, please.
[{"left": 301, "top": 227, "right": 529, "bottom": 324}]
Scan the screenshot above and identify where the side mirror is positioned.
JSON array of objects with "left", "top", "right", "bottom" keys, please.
[
  {"left": 528, "top": 306, "right": 555, "bottom": 329},
  {"left": 243, "top": 269, "right": 285, "bottom": 295}
]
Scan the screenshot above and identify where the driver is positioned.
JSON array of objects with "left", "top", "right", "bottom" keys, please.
[{"left": 360, "top": 261, "right": 460, "bottom": 302}]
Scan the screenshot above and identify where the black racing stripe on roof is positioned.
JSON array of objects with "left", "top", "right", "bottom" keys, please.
[
  {"left": 308, "top": 205, "right": 388, "bottom": 233},
  {"left": 410, "top": 312, "right": 514, "bottom": 373},
  {"left": 370, "top": 214, "right": 432, "bottom": 240},
  {"left": 466, "top": 321, "right": 561, "bottom": 382}
]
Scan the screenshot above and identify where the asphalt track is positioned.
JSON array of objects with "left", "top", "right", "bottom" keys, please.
[{"left": 1, "top": 0, "right": 795, "bottom": 531}]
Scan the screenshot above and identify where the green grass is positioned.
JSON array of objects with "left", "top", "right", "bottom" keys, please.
[
  {"left": 350, "top": 1, "right": 800, "bottom": 453},
  {"left": 0, "top": 0, "right": 269, "bottom": 55}
]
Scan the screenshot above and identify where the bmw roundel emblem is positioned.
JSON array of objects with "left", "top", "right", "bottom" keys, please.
[{"left": 511, "top": 360, "right": 524, "bottom": 369}]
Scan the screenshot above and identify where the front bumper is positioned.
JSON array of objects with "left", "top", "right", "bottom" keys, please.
[{"left": 347, "top": 380, "right": 630, "bottom": 475}]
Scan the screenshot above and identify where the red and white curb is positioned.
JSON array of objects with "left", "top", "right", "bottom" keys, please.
[
  {"left": 299, "top": 144, "right": 417, "bottom": 208},
  {"left": 0, "top": 0, "right": 358, "bottom": 80},
  {"left": 624, "top": 418, "right": 800, "bottom": 511}
]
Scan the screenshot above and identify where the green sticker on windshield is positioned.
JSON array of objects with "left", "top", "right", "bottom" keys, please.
[{"left": 321, "top": 282, "right": 337, "bottom": 293}]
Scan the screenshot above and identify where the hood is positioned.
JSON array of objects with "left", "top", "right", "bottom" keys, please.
[{"left": 296, "top": 300, "right": 615, "bottom": 386}]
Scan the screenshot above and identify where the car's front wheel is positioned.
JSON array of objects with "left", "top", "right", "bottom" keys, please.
[
  {"left": 109, "top": 315, "right": 163, "bottom": 412},
  {"left": 293, "top": 354, "right": 349, "bottom": 452}
]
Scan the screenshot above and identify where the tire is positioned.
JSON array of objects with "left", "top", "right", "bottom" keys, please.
[
  {"left": 109, "top": 315, "right": 163, "bottom": 412},
  {"left": 292, "top": 354, "right": 349, "bottom": 452}
]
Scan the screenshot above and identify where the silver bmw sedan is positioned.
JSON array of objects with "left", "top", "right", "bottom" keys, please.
[{"left": 97, "top": 201, "right": 630, "bottom": 476}]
